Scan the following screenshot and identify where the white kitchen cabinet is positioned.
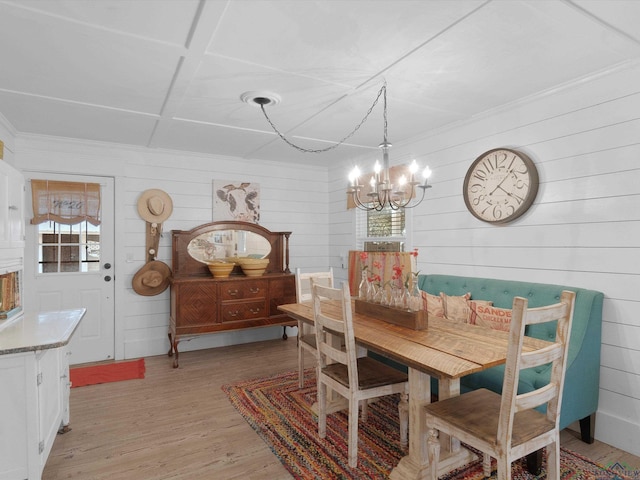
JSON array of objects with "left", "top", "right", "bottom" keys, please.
[
  {"left": 0, "top": 309, "right": 84, "bottom": 480},
  {"left": 0, "top": 347, "right": 68, "bottom": 480},
  {"left": 0, "top": 161, "right": 25, "bottom": 249}
]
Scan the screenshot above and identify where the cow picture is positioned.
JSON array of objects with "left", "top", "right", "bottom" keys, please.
[{"left": 213, "top": 180, "right": 260, "bottom": 223}]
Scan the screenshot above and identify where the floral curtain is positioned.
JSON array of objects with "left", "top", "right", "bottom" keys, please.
[
  {"left": 30, "top": 179, "right": 101, "bottom": 226},
  {"left": 347, "top": 250, "right": 418, "bottom": 296}
]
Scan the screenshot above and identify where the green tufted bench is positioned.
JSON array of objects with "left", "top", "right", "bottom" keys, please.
[{"left": 416, "top": 274, "right": 604, "bottom": 443}]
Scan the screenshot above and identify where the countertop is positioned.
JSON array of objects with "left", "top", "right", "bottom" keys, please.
[{"left": 0, "top": 308, "right": 86, "bottom": 355}]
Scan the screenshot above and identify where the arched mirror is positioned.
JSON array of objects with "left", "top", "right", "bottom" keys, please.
[
  {"left": 187, "top": 229, "right": 271, "bottom": 263},
  {"left": 171, "top": 221, "right": 291, "bottom": 278}
]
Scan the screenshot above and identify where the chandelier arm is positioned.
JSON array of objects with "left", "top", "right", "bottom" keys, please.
[{"left": 259, "top": 84, "right": 387, "bottom": 154}]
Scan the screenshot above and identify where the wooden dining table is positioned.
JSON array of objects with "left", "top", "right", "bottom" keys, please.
[{"left": 278, "top": 300, "right": 551, "bottom": 480}]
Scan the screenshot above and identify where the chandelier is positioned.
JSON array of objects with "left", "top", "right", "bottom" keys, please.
[{"left": 242, "top": 83, "right": 432, "bottom": 211}]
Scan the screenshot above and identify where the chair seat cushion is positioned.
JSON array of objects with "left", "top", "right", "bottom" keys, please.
[{"left": 323, "top": 357, "right": 408, "bottom": 390}]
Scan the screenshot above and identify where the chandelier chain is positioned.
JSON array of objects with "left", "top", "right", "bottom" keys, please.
[{"left": 259, "top": 83, "right": 387, "bottom": 154}]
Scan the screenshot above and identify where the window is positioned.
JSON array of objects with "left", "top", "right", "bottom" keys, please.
[
  {"left": 37, "top": 221, "right": 101, "bottom": 273},
  {"left": 30, "top": 179, "right": 102, "bottom": 274},
  {"left": 356, "top": 205, "right": 407, "bottom": 252}
]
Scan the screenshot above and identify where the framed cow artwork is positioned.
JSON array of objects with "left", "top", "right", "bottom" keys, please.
[{"left": 213, "top": 180, "right": 260, "bottom": 224}]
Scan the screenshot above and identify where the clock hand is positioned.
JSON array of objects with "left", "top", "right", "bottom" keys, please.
[
  {"left": 496, "top": 184, "right": 525, "bottom": 204},
  {"left": 488, "top": 168, "right": 515, "bottom": 195}
]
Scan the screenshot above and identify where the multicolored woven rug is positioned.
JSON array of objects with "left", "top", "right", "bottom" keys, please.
[{"left": 223, "top": 369, "right": 633, "bottom": 479}]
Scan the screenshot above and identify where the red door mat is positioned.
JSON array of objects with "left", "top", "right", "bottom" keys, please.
[{"left": 70, "top": 358, "right": 145, "bottom": 387}]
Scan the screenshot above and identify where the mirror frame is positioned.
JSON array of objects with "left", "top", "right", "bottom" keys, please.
[{"left": 171, "top": 221, "right": 291, "bottom": 278}]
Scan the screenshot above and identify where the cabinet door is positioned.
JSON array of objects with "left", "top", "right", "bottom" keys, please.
[
  {"left": 0, "top": 161, "right": 24, "bottom": 248},
  {"left": 37, "top": 348, "right": 64, "bottom": 473},
  {"left": 0, "top": 163, "right": 9, "bottom": 246},
  {"left": 7, "top": 166, "right": 25, "bottom": 247},
  {"left": 174, "top": 282, "right": 217, "bottom": 333},
  {"left": 268, "top": 275, "right": 296, "bottom": 316},
  {"left": 0, "top": 353, "right": 31, "bottom": 480}
]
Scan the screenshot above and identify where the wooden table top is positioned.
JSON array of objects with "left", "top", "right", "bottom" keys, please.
[{"left": 278, "top": 301, "right": 550, "bottom": 380}]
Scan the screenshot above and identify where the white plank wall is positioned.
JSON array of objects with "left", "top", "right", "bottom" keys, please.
[
  {"left": 7, "top": 59, "right": 640, "bottom": 457},
  {"left": 329, "top": 60, "right": 640, "bottom": 456},
  {"left": 14, "top": 137, "right": 330, "bottom": 361}
]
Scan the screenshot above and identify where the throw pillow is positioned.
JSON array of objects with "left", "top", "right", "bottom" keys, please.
[
  {"left": 468, "top": 300, "right": 494, "bottom": 325},
  {"left": 440, "top": 292, "right": 471, "bottom": 323},
  {"left": 468, "top": 303, "right": 512, "bottom": 331},
  {"left": 421, "top": 291, "right": 445, "bottom": 317}
]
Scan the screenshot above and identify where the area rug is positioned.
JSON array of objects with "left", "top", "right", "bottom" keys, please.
[
  {"left": 70, "top": 358, "right": 145, "bottom": 387},
  {"left": 223, "top": 369, "right": 634, "bottom": 479}
]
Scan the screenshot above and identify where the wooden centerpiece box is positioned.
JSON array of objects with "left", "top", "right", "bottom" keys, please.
[
  {"left": 354, "top": 299, "right": 427, "bottom": 330},
  {"left": 169, "top": 221, "right": 296, "bottom": 367}
]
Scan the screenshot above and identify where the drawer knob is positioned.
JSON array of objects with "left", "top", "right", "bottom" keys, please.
[
  {"left": 250, "top": 307, "right": 261, "bottom": 315},
  {"left": 228, "top": 310, "right": 240, "bottom": 317},
  {"left": 227, "top": 289, "right": 239, "bottom": 296},
  {"left": 250, "top": 287, "right": 260, "bottom": 294}
]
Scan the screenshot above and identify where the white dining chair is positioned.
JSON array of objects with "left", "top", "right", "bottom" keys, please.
[
  {"left": 425, "top": 290, "right": 576, "bottom": 480},
  {"left": 312, "top": 280, "right": 409, "bottom": 468},
  {"left": 295, "top": 267, "right": 333, "bottom": 388}
]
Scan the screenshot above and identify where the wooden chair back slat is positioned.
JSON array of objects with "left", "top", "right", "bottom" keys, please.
[
  {"left": 498, "top": 290, "right": 576, "bottom": 446},
  {"left": 296, "top": 268, "right": 334, "bottom": 303}
]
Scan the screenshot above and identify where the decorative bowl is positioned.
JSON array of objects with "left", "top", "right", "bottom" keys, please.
[
  {"left": 237, "top": 258, "right": 269, "bottom": 277},
  {"left": 207, "top": 261, "right": 235, "bottom": 278}
]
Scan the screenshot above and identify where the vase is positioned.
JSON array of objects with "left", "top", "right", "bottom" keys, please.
[
  {"left": 372, "top": 284, "right": 384, "bottom": 304},
  {"left": 392, "top": 286, "right": 404, "bottom": 309},
  {"left": 358, "top": 271, "right": 371, "bottom": 301},
  {"left": 408, "top": 275, "right": 422, "bottom": 312}
]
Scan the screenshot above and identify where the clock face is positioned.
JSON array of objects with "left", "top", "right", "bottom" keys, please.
[{"left": 463, "top": 148, "right": 539, "bottom": 224}]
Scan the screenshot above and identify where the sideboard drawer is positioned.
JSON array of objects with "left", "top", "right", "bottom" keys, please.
[
  {"left": 220, "top": 280, "right": 268, "bottom": 301},
  {"left": 220, "top": 300, "right": 268, "bottom": 323}
]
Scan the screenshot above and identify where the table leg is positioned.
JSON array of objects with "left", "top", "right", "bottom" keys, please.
[
  {"left": 389, "top": 373, "right": 476, "bottom": 480},
  {"left": 389, "top": 368, "right": 431, "bottom": 480}
]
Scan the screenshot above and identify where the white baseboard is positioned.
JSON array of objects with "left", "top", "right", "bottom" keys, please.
[{"left": 594, "top": 410, "right": 640, "bottom": 457}]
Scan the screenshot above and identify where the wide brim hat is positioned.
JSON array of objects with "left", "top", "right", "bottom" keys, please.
[
  {"left": 132, "top": 261, "right": 172, "bottom": 296},
  {"left": 137, "top": 189, "right": 173, "bottom": 223}
]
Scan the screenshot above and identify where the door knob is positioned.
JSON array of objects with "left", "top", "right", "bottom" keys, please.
[
  {"left": 104, "top": 263, "right": 111, "bottom": 269},
  {"left": 104, "top": 275, "right": 112, "bottom": 282}
]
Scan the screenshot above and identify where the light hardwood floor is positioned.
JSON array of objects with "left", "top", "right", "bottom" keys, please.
[{"left": 44, "top": 337, "right": 640, "bottom": 480}]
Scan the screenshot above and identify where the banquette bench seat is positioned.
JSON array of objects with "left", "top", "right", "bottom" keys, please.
[{"left": 416, "top": 274, "right": 604, "bottom": 443}]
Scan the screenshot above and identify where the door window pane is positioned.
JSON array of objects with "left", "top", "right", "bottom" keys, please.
[{"left": 38, "top": 221, "right": 101, "bottom": 273}]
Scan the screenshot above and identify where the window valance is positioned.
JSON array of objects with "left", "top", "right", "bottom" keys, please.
[{"left": 30, "top": 179, "right": 101, "bottom": 226}]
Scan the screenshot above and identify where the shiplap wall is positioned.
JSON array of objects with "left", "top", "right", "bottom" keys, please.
[
  {"left": 14, "top": 137, "right": 329, "bottom": 361},
  {"left": 329, "top": 60, "right": 640, "bottom": 456},
  {"left": 8, "top": 59, "right": 640, "bottom": 456}
]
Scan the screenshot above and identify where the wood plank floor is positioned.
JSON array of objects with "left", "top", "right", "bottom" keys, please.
[{"left": 43, "top": 338, "right": 640, "bottom": 479}]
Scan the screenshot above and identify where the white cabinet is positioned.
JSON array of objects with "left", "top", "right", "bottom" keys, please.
[
  {"left": 0, "top": 161, "right": 25, "bottom": 249},
  {"left": 0, "top": 345, "right": 71, "bottom": 480}
]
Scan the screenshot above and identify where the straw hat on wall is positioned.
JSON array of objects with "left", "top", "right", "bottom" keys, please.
[
  {"left": 132, "top": 260, "right": 171, "bottom": 296},
  {"left": 137, "top": 189, "right": 173, "bottom": 224}
]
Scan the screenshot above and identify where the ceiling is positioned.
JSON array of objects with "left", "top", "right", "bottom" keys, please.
[{"left": 1, "top": 0, "right": 640, "bottom": 166}]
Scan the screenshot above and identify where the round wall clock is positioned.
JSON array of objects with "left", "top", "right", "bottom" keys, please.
[{"left": 463, "top": 148, "right": 539, "bottom": 224}]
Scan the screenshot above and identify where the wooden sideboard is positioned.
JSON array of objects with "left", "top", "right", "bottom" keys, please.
[{"left": 168, "top": 221, "right": 296, "bottom": 367}]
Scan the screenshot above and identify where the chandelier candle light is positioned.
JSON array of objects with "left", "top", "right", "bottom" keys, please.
[{"left": 347, "top": 84, "right": 432, "bottom": 211}]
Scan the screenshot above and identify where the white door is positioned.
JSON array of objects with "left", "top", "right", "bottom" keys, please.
[{"left": 24, "top": 173, "right": 115, "bottom": 365}]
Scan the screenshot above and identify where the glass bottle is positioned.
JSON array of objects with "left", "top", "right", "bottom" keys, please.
[
  {"left": 358, "top": 271, "right": 370, "bottom": 301},
  {"left": 408, "top": 273, "right": 422, "bottom": 312}
]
